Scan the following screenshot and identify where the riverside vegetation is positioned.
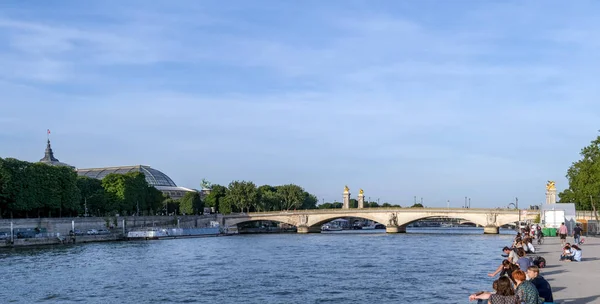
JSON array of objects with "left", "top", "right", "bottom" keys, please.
[{"left": 0, "top": 157, "right": 402, "bottom": 219}]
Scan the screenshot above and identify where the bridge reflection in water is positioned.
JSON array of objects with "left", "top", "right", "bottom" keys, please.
[{"left": 223, "top": 208, "right": 539, "bottom": 234}]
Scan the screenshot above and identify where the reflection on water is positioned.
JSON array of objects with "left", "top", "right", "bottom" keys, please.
[{"left": 0, "top": 228, "right": 514, "bottom": 303}]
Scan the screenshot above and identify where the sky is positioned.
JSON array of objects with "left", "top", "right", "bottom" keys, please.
[{"left": 1, "top": 1, "right": 599, "bottom": 208}]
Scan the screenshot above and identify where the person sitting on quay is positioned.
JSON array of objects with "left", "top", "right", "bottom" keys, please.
[
  {"left": 512, "top": 270, "right": 544, "bottom": 304},
  {"left": 502, "top": 246, "right": 519, "bottom": 264},
  {"left": 560, "top": 244, "right": 573, "bottom": 261},
  {"left": 516, "top": 248, "right": 533, "bottom": 273},
  {"left": 469, "top": 277, "right": 519, "bottom": 304},
  {"left": 527, "top": 266, "right": 553, "bottom": 303},
  {"left": 523, "top": 237, "right": 536, "bottom": 254},
  {"left": 562, "top": 244, "right": 582, "bottom": 262},
  {"left": 488, "top": 259, "right": 519, "bottom": 284}
]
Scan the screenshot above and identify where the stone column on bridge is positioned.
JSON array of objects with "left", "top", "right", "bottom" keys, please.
[
  {"left": 357, "top": 189, "right": 365, "bottom": 209},
  {"left": 342, "top": 185, "right": 350, "bottom": 209},
  {"left": 546, "top": 180, "right": 556, "bottom": 204}
]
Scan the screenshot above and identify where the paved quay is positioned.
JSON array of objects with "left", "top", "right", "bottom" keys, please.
[{"left": 535, "top": 235, "right": 600, "bottom": 303}]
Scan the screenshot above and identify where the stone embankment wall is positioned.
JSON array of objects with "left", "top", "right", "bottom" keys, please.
[{"left": 0, "top": 214, "right": 221, "bottom": 235}]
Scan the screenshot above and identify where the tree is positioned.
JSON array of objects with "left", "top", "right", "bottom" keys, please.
[
  {"left": 146, "top": 186, "right": 165, "bottom": 214},
  {"left": 301, "top": 192, "right": 318, "bottom": 209},
  {"left": 226, "top": 181, "right": 258, "bottom": 213},
  {"left": 257, "top": 185, "right": 279, "bottom": 211},
  {"left": 180, "top": 191, "right": 202, "bottom": 215},
  {"left": 204, "top": 184, "right": 227, "bottom": 213},
  {"left": 558, "top": 133, "right": 600, "bottom": 210},
  {"left": 77, "top": 176, "right": 104, "bottom": 216},
  {"left": 275, "top": 184, "right": 304, "bottom": 210},
  {"left": 410, "top": 203, "right": 423, "bottom": 208}
]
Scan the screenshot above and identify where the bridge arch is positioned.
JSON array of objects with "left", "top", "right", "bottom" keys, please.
[
  {"left": 225, "top": 216, "right": 298, "bottom": 228},
  {"left": 308, "top": 214, "right": 388, "bottom": 229},
  {"left": 396, "top": 213, "right": 488, "bottom": 228}
]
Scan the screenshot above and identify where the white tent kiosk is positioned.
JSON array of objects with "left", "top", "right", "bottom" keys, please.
[{"left": 541, "top": 203, "right": 577, "bottom": 234}]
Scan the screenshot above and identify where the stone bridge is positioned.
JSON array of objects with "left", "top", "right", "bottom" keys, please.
[{"left": 223, "top": 208, "right": 539, "bottom": 234}]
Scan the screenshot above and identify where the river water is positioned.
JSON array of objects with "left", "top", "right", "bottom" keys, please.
[{"left": 0, "top": 228, "right": 515, "bottom": 303}]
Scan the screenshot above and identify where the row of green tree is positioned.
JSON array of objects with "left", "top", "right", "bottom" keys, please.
[
  {"left": 317, "top": 201, "right": 405, "bottom": 209},
  {"left": 0, "top": 158, "right": 80, "bottom": 218},
  {"left": 0, "top": 157, "right": 167, "bottom": 218},
  {"left": 203, "top": 181, "right": 318, "bottom": 214},
  {"left": 559, "top": 133, "right": 600, "bottom": 211}
]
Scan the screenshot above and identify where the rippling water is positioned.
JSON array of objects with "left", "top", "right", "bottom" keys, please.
[{"left": 0, "top": 228, "right": 515, "bottom": 303}]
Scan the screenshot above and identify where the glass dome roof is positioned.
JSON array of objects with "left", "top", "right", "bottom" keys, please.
[{"left": 77, "top": 165, "right": 177, "bottom": 187}]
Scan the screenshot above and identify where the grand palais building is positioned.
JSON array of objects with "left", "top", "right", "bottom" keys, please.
[{"left": 39, "top": 139, "right": 196, "bottom": 200}]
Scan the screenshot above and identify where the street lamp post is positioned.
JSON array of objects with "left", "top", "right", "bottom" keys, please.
[{"left": 516, "top": 197, "right": 520, "bottom": 225}]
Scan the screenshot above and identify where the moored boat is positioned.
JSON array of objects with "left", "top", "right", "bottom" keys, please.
[{"left": 127, "top": 228, "right": 168, "bottom": 240}]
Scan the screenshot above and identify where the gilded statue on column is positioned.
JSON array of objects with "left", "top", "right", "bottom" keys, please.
[
  {"left": 359, "top": 189, "right": 364, "bottom": 195},
  {"left": 344, "top": 185, "right": 350, "bottom": 193},
  {"left": 546, "top": 181, "right": 556, "bottom": 191}
]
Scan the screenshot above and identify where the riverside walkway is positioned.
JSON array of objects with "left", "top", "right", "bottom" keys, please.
[{"left": 538, "top": 235, "right": 600, "bottom": 303}]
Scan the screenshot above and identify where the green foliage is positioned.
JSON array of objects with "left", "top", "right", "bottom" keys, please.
[
  {"left": 301, "top": 192, "right": 318, "bottom": 209},
  {"left": 226, "top": 180, "right": 258, "bottom": 213},
  {"left": 410, "top": 203, "right": 423, "bottom": 208},
  {"left": 257, "top": 185, "right": 279, "bottom": 211},
  {"left": 165, "top": 198, "right": 179, "bottom": 214},
  {"left": 179, "top": 191, "right": 202, "bottom": 215},
  {"left": 100, "top": 172, "right": 159, "bottom": 216},
  {"left": 559, "top": 133, "right": 600, "bottom": 210},
  {"left": 0, "top": 158, "right": 81, "bottom": 218},
  {"left": 204, "top": 184, "right": 227, "bottom": 212},
  {"left": 318, "top": 202, "right": 343, "bottom": 209},
  {"left": 366, "top": 202, "right": 380, "bottom": 208},
  {"left": 274, "top": 184, "right": 304, "bottom": 210}
]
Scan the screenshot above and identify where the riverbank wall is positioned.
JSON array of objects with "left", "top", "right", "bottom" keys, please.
[
  {"left": 0, "top": 233, "right": 123, "bottom": 249},
  {"left": 0, "top": 214, "right": 221, "bottom": 236}
]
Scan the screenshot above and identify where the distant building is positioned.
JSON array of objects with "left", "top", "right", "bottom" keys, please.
[
  {"left": 38, "top": 139, "right": 75, "bottom": 169},
  {"left": 76, "top": 165, "right": 196, "bottom": 200}
]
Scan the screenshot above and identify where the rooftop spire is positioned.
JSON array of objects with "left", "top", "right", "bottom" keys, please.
[{"left": 40, "top": 139, "right": 59, "bottom": 162}]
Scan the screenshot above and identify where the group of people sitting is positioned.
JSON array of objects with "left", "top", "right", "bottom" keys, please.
[
  {"left": 470, "top": 230, "right": 554, "bottom": 304},
  {"left": 559, "top": 243, "right": 582, "bottom": 262}
]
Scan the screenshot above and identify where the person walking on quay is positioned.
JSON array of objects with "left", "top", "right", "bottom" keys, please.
[
  {"left": 558, "top": 222, "right": 568, "bottom": 247},
  {"left": 573, "top": 223, "right": 583, "bottom": 245},
  {"left": 527, "top": 266, "right": 553, "bottom": 303},
  {"left": 513, "top": 270, "right": 544, "bottom": 304}
]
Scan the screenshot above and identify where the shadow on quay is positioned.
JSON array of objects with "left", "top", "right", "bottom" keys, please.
[{"left": 557, "top": 295, "right": 600, "bottom": 304}]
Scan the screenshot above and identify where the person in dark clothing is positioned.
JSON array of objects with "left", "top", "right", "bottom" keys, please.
[
  {"left": 573, "top": 223, "right": 583, "bottom": 245},
  {"left": 527, "top": 266, "right": 553, "bottom": 303}
]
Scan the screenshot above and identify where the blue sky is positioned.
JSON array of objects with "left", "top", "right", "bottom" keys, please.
[{"left": 1, "top": 1, "right": 599, "bottom": 208}]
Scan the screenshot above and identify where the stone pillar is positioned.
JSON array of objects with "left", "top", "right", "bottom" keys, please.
[
  {"left": 357, "top": 191, "right": 364, "bottom": 209},
  {"left": 297, "top": 226, "right": 309, "bottom": 234},
  {"left": 546, "top": 181, "right": 556, "bottom": 204},
  {"left": 386, "top": 225, "right": 399, "bottom": 233},
  {"left": 546, "top": 189, "right": 556, "bottom": 204},
  {"left": 386, "top": 225, "right": 407, "bottom": 233},
  {"left": 483, "top": 226, "right": 500, "bottom": 234},
  {"left": 297, "top": 226, "right": 320, "bottom": 234},
  {"left": 342, "top": 186, "right": 350, "bottom": 209}
]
